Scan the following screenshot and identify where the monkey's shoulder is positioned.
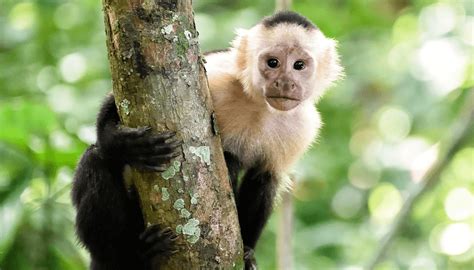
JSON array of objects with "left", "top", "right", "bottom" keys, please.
[{"left": 204, "top": 49, "right": 236, "bottom": 77}]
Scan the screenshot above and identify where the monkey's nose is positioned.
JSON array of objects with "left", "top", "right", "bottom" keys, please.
[{"left": 274, "top": 80, "right": 296, "bottom": 92}]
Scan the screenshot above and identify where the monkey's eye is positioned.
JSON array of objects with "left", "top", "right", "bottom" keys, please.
[
  {"left": 293, "top": 61, "right": 305, "bottom": 70},
  {"left": 267, "top": 58, "right": 280, "bottom": 69}
]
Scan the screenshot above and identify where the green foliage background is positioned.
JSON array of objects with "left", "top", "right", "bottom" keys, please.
[{"left": 0, "top": 0, "right": 472, "bottom": 269}]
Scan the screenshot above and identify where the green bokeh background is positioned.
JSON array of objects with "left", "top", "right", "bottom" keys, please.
[{"left": 0, "top": 0, "right": 473, "bottom": 269}]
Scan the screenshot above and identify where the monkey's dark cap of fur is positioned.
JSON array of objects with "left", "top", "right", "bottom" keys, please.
[{"left": 262, "top": 11, "right": 317, "bottom": 30}]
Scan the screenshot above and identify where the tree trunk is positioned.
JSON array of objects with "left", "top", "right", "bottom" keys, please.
[
  {"left": 101, "top": 0, "right": 243, "bottom": 269},
  {"left": 276, "top": 0, "right": 292, "bottom": 11}
]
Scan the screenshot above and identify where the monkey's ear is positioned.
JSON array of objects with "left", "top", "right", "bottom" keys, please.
[
  {"left": 232, "top": 29, "right": 249, "bottom": 72},
  {"left": 316, "top": 38, "right": 344, "bottom": 94},
  {"left": 231, "top": 29, "right": 248, "bottom": 48}
]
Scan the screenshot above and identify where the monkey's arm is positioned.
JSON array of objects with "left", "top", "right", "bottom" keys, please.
[{"left": 72, "top": 95, "right": 181, "bottom": 270}]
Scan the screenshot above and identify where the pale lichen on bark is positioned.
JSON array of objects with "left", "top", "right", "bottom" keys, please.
[{"left": 102, "top": 0, "right": 243, "bottom": 269}]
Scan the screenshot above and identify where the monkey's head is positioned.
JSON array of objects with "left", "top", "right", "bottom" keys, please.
[{"left": 234, "top": 11, "right": 343, "bottom": 111}]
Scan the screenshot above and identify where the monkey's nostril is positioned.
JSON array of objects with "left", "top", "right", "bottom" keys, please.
[{"left": 274, "top": 81, "right": 279, "bottom": 88}]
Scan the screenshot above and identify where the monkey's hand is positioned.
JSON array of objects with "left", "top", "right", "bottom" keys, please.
[
  {"left": 98, "top": 125, "right": 182, "bottom": 172},
  {"left": 139, "top": 225, "right": 179, "bottom": 264},
  {"left": 244, "top": 246, "right": 257, "bottom": 270}
]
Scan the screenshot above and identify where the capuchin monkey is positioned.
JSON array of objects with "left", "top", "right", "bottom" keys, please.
[{"left": 72, "top": 11, "right": 342, "bottom": 270}]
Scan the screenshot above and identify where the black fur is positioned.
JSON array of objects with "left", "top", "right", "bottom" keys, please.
[
  {"left": 72, "top": 94, "right": 181, "bottom": 270},
  {"left": 262, "top": 11, "right": 317, "bottom": 30},
  {"left": 72, "top": 95, "right": 277, "bottom": 270}
]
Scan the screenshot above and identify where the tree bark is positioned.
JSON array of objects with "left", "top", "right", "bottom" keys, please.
[{"left": 101, "top": 0, "right": 243, "bottom": 269}]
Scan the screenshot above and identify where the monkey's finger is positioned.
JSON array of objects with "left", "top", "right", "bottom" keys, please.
[
  {"left": 121, "top": 136, "right": 179, "bottom": 153},
  {"left": 148, "top": 152, "right": 182, "bottom": 164},
  {"left": 118, "top": 126, "right": 152, "bottom": 137},
  {"left": 169, "top": 235, "right": 179, "bottom": 241},
  {"left": 152, "top": 141, "right": 183, "bottom": 153},
  {"left": 159, "top": 227, "right": 175, "bottom": 236},
  {"left": 140, "top": 225, "right": 175, "bottom": 243},
  {"left": 142, "top": 229, "right": 176, "bottom": 246},
  {"left": 164, "top": 136, "right": 182, "bottom": 144},
  {"left": 163, "top": 139, "right": 183, "bottom": 148},
  {"left": 126, "top": 141, "right": 182, "bottom": 156},
  {"left": 132, "top": 151, "right": 181, "bottom": 163},
  {"left": 140, "top": 225, "right": 162, "bottom": 240},
  {"left": 138, "top": 134, "right": 182, "bottom": 145},
  {"left": 136, "top": 126, "right": 153, "bottom": 134},
  {"left": 121, "top": 129, "right": 175, "bottom": 142}
]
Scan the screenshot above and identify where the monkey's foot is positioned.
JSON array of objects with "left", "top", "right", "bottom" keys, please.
[
  {"left": 244, "top": 246, "right": 257, "bottom": 270},
  {"left": 139, "top": 225, "right": 179, "bottom": 260}
]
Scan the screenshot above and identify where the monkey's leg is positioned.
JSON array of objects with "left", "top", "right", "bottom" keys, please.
[{"left": 237, "top": 167, "right": 277, "bottom": 269}]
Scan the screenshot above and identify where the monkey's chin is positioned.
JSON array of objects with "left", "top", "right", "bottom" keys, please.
[{"left": 266, "top": 97, "right": 301, "bottom": 111}]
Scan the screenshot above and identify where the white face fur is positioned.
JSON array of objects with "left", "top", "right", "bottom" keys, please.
[{"left": 234, "top": 23, "right": 343, "bottom": 111}]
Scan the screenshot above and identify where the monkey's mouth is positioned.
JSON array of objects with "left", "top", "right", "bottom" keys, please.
[
  {"left": 266, "top": 95, "right": 300, "bottom": 101},
  {"left": 265, "top": 96, "right": 301, "bottom": 111}
]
